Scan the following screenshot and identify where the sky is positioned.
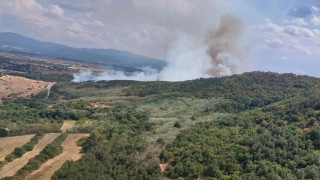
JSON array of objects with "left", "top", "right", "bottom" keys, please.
[{"left": 1, "top": 0, "right": 320, "bottom": 78}]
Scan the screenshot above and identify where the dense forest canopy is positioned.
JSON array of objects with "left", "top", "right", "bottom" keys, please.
[{"left": 1, "top": 71, "right": 320, "bottom": 179}]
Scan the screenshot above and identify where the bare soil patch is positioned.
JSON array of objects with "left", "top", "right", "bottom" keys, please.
[
  {"left": 60, "top": 121, "right": 76, "bottom": 132},
  {"left": 0, "top": 75, "right": 55, "bottom": 101},
  {"left": 0, "top": 133, "right": 60, "bottom": 179},
  {"left": 91, "top": 102, "right": 113, "bottom": 108},
  {"left": 25, "top": 134, "right": 89, "bottom": 180},
  {"left": 0, "top": 134, "right": 34, "bottom": 161},
  {"left": 159, "top": 163, "right": 169, "bottom": 172}
]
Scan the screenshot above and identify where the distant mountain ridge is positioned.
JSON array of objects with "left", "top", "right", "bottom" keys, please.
[{"left": 0, "top": 32, "right": 166, "bottom": 71}]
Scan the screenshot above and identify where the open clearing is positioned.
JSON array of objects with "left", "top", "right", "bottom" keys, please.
[
  {"left": 25, "top": 134, "right": 89, "bottom": 180},
  {"left": 60, "top": 120, "right": 76, "bottom": 132},
  {"left": 0, "top": 134, "right": 34, "bottom": 161},
  {"left": 0, "top": 133, "right": 60, "bottom": 179},
  {"left": 0, "top": 75, "right": 54, "bottom": 100}
]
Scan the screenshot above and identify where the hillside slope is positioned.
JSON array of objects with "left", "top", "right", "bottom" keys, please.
[
  {"left": 50, "top": 72, "right": 320, "bottom": 179},
  {"left": 0, "top": 32, "right": 166, "bottom": 71},
  {"left": 2, "top": 71, "right": 320, "bottom": 179}
]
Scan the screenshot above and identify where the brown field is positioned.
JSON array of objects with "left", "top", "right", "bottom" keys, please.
[
  {"left": 0, "top": 133, "right": 60, "bottom": 179},
  {"left": 25, "top": 134, "right": 89, "bottom": 180},
  {"left": 0, "top": 75, "right": 55, "bottom": 101},
  {"left": 0, "top": 134, "right": 35, "bottom": 161},
  {"left": 60, "top": 120, "right": 76, "bottom": 132},
  {"left": 91, "top": 102, "right": 113, "bottom": 108}
]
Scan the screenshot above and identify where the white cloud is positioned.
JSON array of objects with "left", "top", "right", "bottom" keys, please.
[
  {"left": 52, "top": 0, "right": 112, "bottom": 11},
  {"left": 255, "top": 18, "right": 320, "bottom": 57},
  {"left": 93, "top": 20, "right": 104, "bottom": 27},
  {"left": 266, "top": 39, "right": 283, "bottom": 48},
  {"left": 311, "top": 15, "right": 320, "bottom": 26},
  {"left": 46, "top": 5, "right": 64, "bottom": 17},
  {"left": 293, "top": 45, "right": 312, "bottom": 55},
  {"left": 284, "top": 18, "right": 308, "bottom": 26},
  {"left": 312, "top": 6, "right": 319, "bottom": 11},
  {"left": 284, "top": 25, "right": 314, "bottom": 38}
]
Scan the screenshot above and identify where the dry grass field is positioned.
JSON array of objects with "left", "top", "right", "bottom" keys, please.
[
  {"left": 0, "top": 121, "right": 86, "bottom": 179},
  {"left": 0, "top": 134, "right": 34, "bottom": 161},
  {"left": 25, "top": 134, "right": 89, "bottom": 180},
  {"left": 0, "top": 75, "right": 54, "bottom": 100},
  {"left": 0, "top": 133, "right": 60, "bottom": 179}
]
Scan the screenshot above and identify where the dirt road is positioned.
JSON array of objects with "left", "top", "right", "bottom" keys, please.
[
  {"left": 0, "top": 133, "right": 60, "bottom": 179},
  {"left": 25, "top": 134, "right": 89, "bottom": 180}
]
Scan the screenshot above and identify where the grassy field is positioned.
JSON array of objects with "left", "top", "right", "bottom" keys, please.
[{"left": 135, "top": 96, "right": 227, "bottom": 164}]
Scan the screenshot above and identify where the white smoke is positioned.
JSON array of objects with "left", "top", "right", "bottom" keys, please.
[
  {"left": 72, "top": 66, "right": 159, "bottom": 82},
  {"left": 72, "top": 14, "right": 250, "bottom": 82}
]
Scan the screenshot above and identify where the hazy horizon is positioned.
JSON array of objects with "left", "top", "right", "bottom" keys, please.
[{"left": 1, "top": 0, "right": 320, "bottom": 78}]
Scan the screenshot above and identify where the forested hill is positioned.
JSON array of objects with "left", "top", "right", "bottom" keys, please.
[
  {"left": 51, "top": 71, "right": 320, "bottom": 179},
  {"left": 2, "top": 71, "right": 320, "bottom": 179},
  {"left": 80, "top": 71, "right": 320, "bottom": 112}
]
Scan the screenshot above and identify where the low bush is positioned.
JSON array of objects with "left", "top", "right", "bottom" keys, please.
[
  {"left": 0, "top": 128, "right": 9, "bottom": 137},
  {"left": 9, "top": 124, "right": 61, "bottom": 136}
]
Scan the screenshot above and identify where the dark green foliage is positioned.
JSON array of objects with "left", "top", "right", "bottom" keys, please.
[
  {"left": 52, "top": 135, "right": 160, "bottom": 180},
  {"left": 161, "top": 95, "right": 320, "bottom": 179},
  {"left": 4, "top": 154, "right": 14, "bottom": 162},
  {"left": 174, "top": 122, "right": 181, "bottom": 128},
  {"left": 1, "top": 177, "right": 13, "bottom": 180},
  {"left": 8, "top": 124, "right": 61, "bottom": 136},
  {"left": 0, "top": 128, "right": 8, "bottom": 137},
  {"left": 13, "top": 147, "right": 24, "bottom": 158},
  {"left": 0, "top": 95, "right": 91, "bottom": 131},
  {"left": 125, "top": 72, "right": 319, "bottom": 112},
  {"left": 2, "top": 71, "right": 320, "bottom": 179},
  {"left": 52, "top": 107, "right": 159, "bottom": 179},
  {"left": 0, "top": 97, "right": 62, "bottom": 129}
]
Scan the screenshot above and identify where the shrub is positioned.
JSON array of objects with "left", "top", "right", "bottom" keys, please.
[
  {"left": 5, "top": 154, "right": 15, "bottom": 162},
  {"left": 13, "top": 147, "right": 24, "bottom": 158},
  {"left": 174, "top": 122, "right": 181, "bottom": 128},
  {"left": 0, "top": 128, "right": 9, "bottom": 137},
  {"left": 157, "top": 138, "right": 165, "bottom": 146}
]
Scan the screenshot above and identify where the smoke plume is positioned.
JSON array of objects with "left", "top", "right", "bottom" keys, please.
[
  {"left": 72, "top": 14, "right": 249, "bottom": 82},
  {"left": 206, "top": 14, "right": 245, "bottom": 76}
]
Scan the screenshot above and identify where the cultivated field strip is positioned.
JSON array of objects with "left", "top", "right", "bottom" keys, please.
[
  {"left": 25, "top": 134, "right": 90, "bottom": 180},
  {"left": 0, "top": 133, "right": 60, "bottom": 179},
  {"left": 0, "top": 134, "right": 34, "bottom": 161}
]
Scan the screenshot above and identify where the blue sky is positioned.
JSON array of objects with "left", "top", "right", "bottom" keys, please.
[{"left": 0, "top": 0, "right": 320, "bottom": 77}]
